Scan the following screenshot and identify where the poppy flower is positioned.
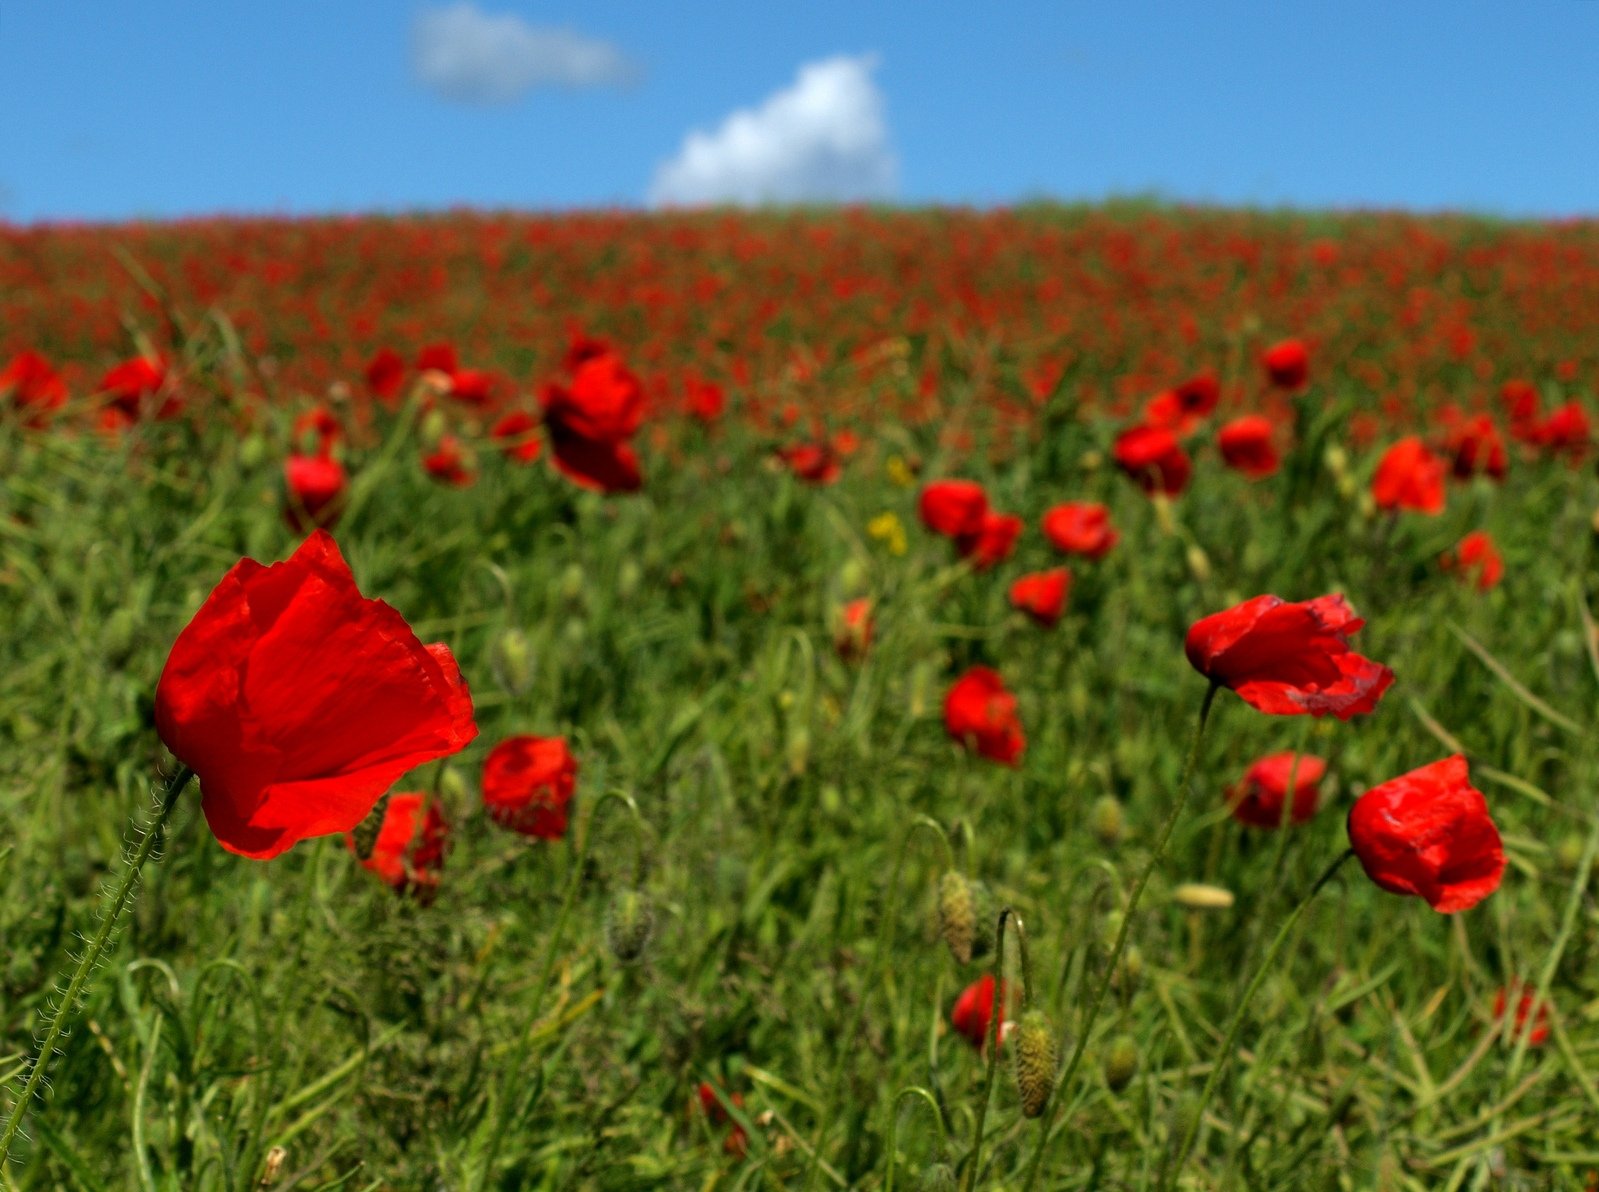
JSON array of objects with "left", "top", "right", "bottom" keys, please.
[
  {"left": 416, "top": 342, "right": 459, "bottom": 376},
  {"left": 694, "top": 1083, "right": 748, "bottom": 1157},
  {"left": 1346, "top": 756, "right": 1504, "bottom": 914},
  {"left": 365, "top": 348, "right": 406, "bottom": 402},
  {"left": 1185, "top": 594, "right": 1394, "bottom": 719},
  {"left": 1217, "top": 415, "right": 1280, "bottom": 479},
  {"left": 446, "top": 368, "right": 493, "bottom": 407},
  {"left": 955, "top": 511, "right": 1023, "bottom": 570},
  {"left": 541, "top": 353, "right": 646, "bottom": 494},
  {"left": 345, "top": 791, "right": 451, "bottom": 902},
  {"left": 1112, "top": 424, "right": 1191, "bottom": 496},
  {"left": 1, "top": 350, "right": 68, "bottom": 421},
  {"left": 1262, "top": 339, "right": 1309, "bottom": 389},
  {"left": 1042, "top": 502, "right": 1118, "bottom": 560},
  {"left": 778, "top": 440, "right": 842, "bottom": 485},
  {"left": 283, "top": 453, "right": 348, "bottom": 532},
  {"left": 1009, "top": 569, "right": 1071, "bottom": 627},
  {"left": 545, "top": 424, "right": 643, "bottom": 493},
  {"left": 154, "top": 531, "right": 477, "bottom": 860},
  {"left": 918, "top": 480, "right": 988, "bottom": 538},
  {"left": 482, "top": 735, "right": 578, "bottom": 840},
  {"left": 834, "top": 597, "right": 874, "bottom": 661},
  {"left": 1371, "top": 437, "right": 1446, "bottom": 515},
  {"left": 944, "top": 667, "right": 1025, "bottom": 765},
  {"left": 100, "top": 355, "right": 174, "bottom": 421},
  {"left": 951, "top": 974, "right": 1006, "bottom": 1049},
  {"left": 1445, "top": 414, "right": 1507, "bottom": 481},
  {"left": 687, "top": 377, "right": 726, "bottom": 423},
  {"left": 423, "top": 436, "right": 476, "bottom": 487},
  {"left": 1144, "top": 371, "right": 1220, "bottom": 435},
  {"left": 1492, "top": 982, "right": 1550, "bottom": 1046},
  {"left": 1227, "top": 752, "right": 1327, "bottom": 828},
  {"left": 491, "top": 410, "right": 543, "bottom": 464},
  {"left": 1532, "top": 401, "right": 1591, "bottom": 460},
  {"left": 1500, "top": 379, "right": 1540, "bottom": 438},
  {"left": 1441, "top": 531, "right": 1503, "bottom": 592}
]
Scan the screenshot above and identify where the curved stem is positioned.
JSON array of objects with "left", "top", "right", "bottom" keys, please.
[
  {"left": 883, "top": 1086, "right": 948, "bottom": 1192},
  {"left": 963, "top": 907, "right": 1013, "bottom": 1192},
  {"left": 1022, "top": 683, "right": 1217, "bottom": 1192},
  {"left": 1165, "top": 848, "right": 1353, "bottom": 1187},
  {"left": 0, "top": 765, "right": 192, "bottom": 1168}
]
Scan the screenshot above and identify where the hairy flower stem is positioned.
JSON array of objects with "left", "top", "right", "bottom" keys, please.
[
  {"left": 0, "top": 765, "right": 192, "bottom": 1168},
  {"left": 962, "top": 907, "right": 1014, "bottom": 1192},
  {"left": 1022, "top": 683, "right": 1217, "bottom": 1191},
  {"left": 1164, "top": 848, "right": 1353, "bottom": 1188}
]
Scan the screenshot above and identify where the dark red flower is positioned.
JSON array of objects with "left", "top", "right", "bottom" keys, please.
[
  {"left": 1445, "top": 414, "right": 1507, "bottom": 481},
  {"left": 1113, "top": 424, "right": 1191, "bottom": 496},
  {"left": 1347, "top": 756, "right": 1504, "bottom": 914},
  {"left": 1372, "top": 437, "right": 1446, "bottom": 515},
  {"left": 1441, "top": 531, "right": 1503, "bottom": 592},
  {"left": 951, "top": 974, "right": 1006, "bottom": 1049},
  {"left": 546, "top": 424, "right": 643, "bottom": 493},
  {"left": 834, "top": 597, "right": 874, "bottom": 661},
  {"left": 1185, "top": 594, "right": 1394, "bottom": 719},
  {"left": 154, "top": 531, "right": 477, "bottom": 859},
  {"left": 423, "top": 436, "right": 476, "bottom": 487},
  {"left": 1009, "top": 569, "right": 1070, "bottom": 627},
  {"left": 491, "top": 410, "right": 543, "bottom": 464},
  {"left": 1228, "top": 752, "right": 1327, "bottom": 828},
  {"left": 416, "top": 342, "right": 459, "bottom": 375},
  {"left": 778, "top": 440, "right": 842, "bottom": 485},
  {"left": 1218, "top": 415, "right": 1280, "bottom": 479},
  {"left": 918, "top": 480, "right": 989, "bottom": 538},
  {"left": 1, "top": 350, "right": 68, "bottom": 421},
  {"left": 944, "top": 667, "right": 1025, "bottom": 765},
  {"left": 1532, "top": 401, "right": 1591, "bottom": 460},
  {"left": 1492, "top": 981, "right": 1550, "bottom": 1046},
  {"left": 345, "top": 791, "right": 451, "bottom": 902},
  {"left": 482, "top": 735, "right": 578, "bottom": 840},
  {"left": 1041, "top": 502, "right": 1118, "bottom": 560},
  {"left": 283, "top": 453, "right": 348, "bottom": 533},
  {"left": 1262, "top": 339, "right": 1309, "bottom": 389},
  {"left": 365, "top": 348, "right": 406, "bottom": 402},
  {"left": 100, "top": 355, "right": 174, "bottom": 420},
  {"left": 1144, "top": 371, "right": 1220, "bottom": 435},
  {"left": 955, "top": 511, "right": 1022, "bottom": 570}
]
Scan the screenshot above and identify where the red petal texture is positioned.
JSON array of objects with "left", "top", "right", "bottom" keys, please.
[
  {"left": 547, "top": 423, "right": 643, "bottom": 493},
  {"left": 1218, "top": 415, "right": 1281, "bottom": 479},
  {"left": 951, "top": 974, "right": 1006, "bottom": 1049},
  {"left": 490, "top": 410, "right": 544, "bottom": 464},
  {"left": 345, "top": 791, "right": 451, "bottom": 901},
  {"left": 955, "top": 511, "right": 1022, "bottom": 570},
  {"left": 943, "top": 666, "right": 1025, "bottom": 766},
  {"left": 1041, "top": 502, "right": 1118, "bottom": 559},
  {"left": 1228, "top": 751, "right": 1327, "bottom": 828},
  {"left": 1262, "top": 339, "right": 1309, "bottom": 389},
  {"left": 482, "top": 735, "right": 578, "bottom": 839},
  {"left": 1347, "top": 755, "right": 1504, "bottom": 913},
  {"left": 155, "top": 531, "right": 478, "bottom": 859},
  {"left": 918, "top": 480, "right": 989, "bottom": 538},
  {"left": 1113, "top": 424, "right": 1191, "bottom": 496},
  {"left": 1372, "top": 436, "right": 1447, "bottom": 514},
  {"left": 542, "top": 353, "right": 644, "bottom": 443}
]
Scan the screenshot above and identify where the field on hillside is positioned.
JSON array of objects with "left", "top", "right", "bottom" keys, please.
[{"left": 3, "top": 207, "right": 1599, "bottom": 1190}]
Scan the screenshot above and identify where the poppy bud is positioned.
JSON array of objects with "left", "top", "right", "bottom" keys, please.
[
  {"left": 605, "top": 888, "right": 655, "bottom": 964},
  {"left": 102, "top": 607, "right": 139, "bottom": 665},
  {"left": 918, "top": 1163, "right": 958, "bottom": 1192},
  {"left": 1103, "top": 1034, "right": 1138, "bottom": 1092},
  {"left": 438, "top": 763, "right": 469, "bottom": 805},
  {"left": 786, "top": 726, "right": 810, "bottom": 777},
  {"left": 1173, "top": 883, "right": 1235, "bottom": 910},
  {"left": 350, "top": 789, "right": 392, "bottom": 862},
  {"left": 557, "top": 563, "right": 586, "bottom": 608},
  {"left": 238, "top": 431, "right": 268, "bottom": 469},
  {"left": 490, "top": 626, "right": 536, "bottom": 697},
  {"left": 1185, "top": 544, "right": 1211, "bottom": 584},
  {"left": 617, "top": 558, "right": 643, "bottom": 601},
  {"left": 938, "top": 871, "right": 978, "bottom": 965},
  {"left": 1012, "top": 1010, "right": 1058, "bottom": 1118},
  {"left": 419, "top": 406, "right": 448, "bottom": 444},
  {"left": 1089, "top": 795, "right": 1125, "bottom": 847}
]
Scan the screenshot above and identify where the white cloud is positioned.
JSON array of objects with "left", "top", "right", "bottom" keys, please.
[
  {"left": 413, "top": 3, "right": 638, "bottom": 104},
  {"left": 649, "top": 55, "right": 897, "bottom": 207}
]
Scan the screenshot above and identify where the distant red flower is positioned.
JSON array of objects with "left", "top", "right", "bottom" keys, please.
[
  {"left": 423, "top": 436, "right": 475, "bottom": 487},
  {"left": 778, "top": 440, "right": 841, "bottom": 484},
  {"left": 1492, "top": 981, "right": 1550, "bottom": 1046},
  {"left": 1262, "top": 339, "right": 1309, "bottom": 389},
  {"left": 694, "top": 1083, "right": 748, "bottom": 1158},
  {"left": 1041, "top": 502, "right": 1118, "bottom": 560},
  {"left": 100, "top": 355, "right": 174, "bottom": 421},
  {"left": 1217, "top": 415, "right": 1280, "bottom": 479},
  {"left": 834, "top": 597, "right": 874, "bottom": 661},
  {"left": 154, "top": 531, "right": 477, "bottom": 860},
  {"left": 1185, "top": 594, "right": 1394, "bottom": 719},
  {"left": 1532, "top": 401, "right": 1591, "bottom": 460},
  {"left": 345, "top": 791, "right": 451, "bottom": 902},
  {"left": 1009, "top": 569, "right": 1071, "bottom": 627},
  {"left": 1445, "top": 414, "right": 1507, "bottom": 481},
  {"left": 1347, "top": 756, "right": 1504, "bottom": 914},
  {"left": 283, "top": 453, "right": 348, "bottom": 532},
  {"left": 1, "top": 350, "right": 68, "bottom": 421},
  {"left": 951, "top": 974, "right": 1006, "bottom": 1049},
  {"left": 1228, "top": 752, "right": 1327, "bottom": 828},
  {"left": 491, "top": 410, "right": 543, "bottom": 464},
  {"left": 1113, "top": 424, "right": 1191, "bottom": 496},
  {"left": 1499, "top": 379, "right": 1540, "bottom": 435},
  {"left": 1144, "top": 371, "right": 1220, "bottom": 435},
  {"left": 446, "top": 367, "right": 493, "bottom": 407},
  {"left": 1440, "top": 531, "right": 1503, "bottom": 592},
  {"left": 482, "top": 735, "right": 578, "bottom": 840},
  {"left": 365, "top": 348, "right": 406, "bottom": 402},
  {"left": 687, "top": 377, "right": 726, "bottom": 423},
  {"left": 955, "top": 511, "right": 1022, "bottom": 570},
  {"left": 1372, "top": 437, "right": 1446, "bottom": 515},
  {"left": 416, "top": 342, "right": 459, "bottom": 375},
  {"left": 944, "top": 666, "right": 1025, "bottom": 765},
  {"left": 918, "top": 480, "right": 988, "bottom": 538},
  {"left": 541, "top": 352, "right": 646, "bottom": 493}
]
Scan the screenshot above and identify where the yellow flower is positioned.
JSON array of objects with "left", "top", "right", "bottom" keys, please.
[
  {"left": 884, "top": 454, "right": 916, "bottom": 489},
  {"left": 867, "top": 512, "right": 908, "bottom": 556}
]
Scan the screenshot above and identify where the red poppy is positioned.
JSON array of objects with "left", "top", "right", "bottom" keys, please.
[
  {"left": 365, "top": 348, "right": 406, "bottom": 402},
  {"left": 1445, "top": 414, "right": 1507, "bottom": 481},
  {"left": 283, "top": 453, "right": 348, "bottom": 532},
  {"left": 482, "top": 735, "right": 578, "bottom": 840},
  {"left": 834, "top": 597, "right": 874, "bottom": 661},
  {"left": 446, "top": 367, "right": 493, "bottom": 407},
  {"left": 154, "top": 531, "right": 477, "bottom": 860},
  {"left": 944, "top": 667, "right": 1025, "bottom": 766},
  {"left": 547, "top": 426, "right": 643, "bottom": 493},
  {"left": 1371, "top": 437, "right": 1446, "bottom": 515},
  {"left": 1347, "top": 756, "right": 1504, "bottom": 914},
  {"left": 1262, "top": 339, "right": 1309, "bottom": 389},
  {"left": 1217, "top": 415, "right": 1280, "bottom": 479},
  {"left": 1492, "top": 982, "right": 1550, "bottom": 1047},
  {"left": 1532, "top": 401, "right": 1591, "bottom": 460},
  {"left": 687, "top": 377, "right": 726, "bottom": 423},
  {"left": 490, "top": 410, "right": 543, "bottom": 464},
  {"left": 694, "top": 1083, "right": 748, "bottom": 1158},
  {"left": 1144, "top": 371, "right": 1220, "bottom": 435},
  {"left": 777, "top": 440, "right": 842, "bottom": 485},
  {"left": 1, "top": 350, "right": 68, "bottom": 421},
  {"left": 1041, "top": 502, "right": 1118, "bottom": 560},
  {"left": 1499, "top": 379, "right": 1540, "bottom": 438},
  {"left": 1441, "top": 531, "right": 1503, "bottom": 592},
  {"left": 1009, "top": 569, "right": 1070, "bottom": 627},
  {"left": 416, "top": 342, "right": 459, "bottom": 375},
  {"left": 1112, "top": 424, "right": 1191, "bottom": 496},
  {"left": 423, "top": 436, "right": 476, "bottom": 487},
  {"left": 951, "top": 974, "right": 1006, "bottom": 1049},
  {"left": 345, "top": 791, "right": 451, "bottom": 902},
  {"left": 541, "top": 353, "right": 646, "bottom": 494},
  {"left": 1185, "top": 594, "right": 1394, "bottom": 719},
  {"left": 1227, "top": 752, "right": 1327, "bottom": 828},
  {"left": 918, "top": 480, "right": 989, "bottom": 538},
  {"left": 100, "top": 355, "right": 174, "bottom": 421},
  {"left": 955, "top": 510, "right": 1023, "bottom": 570}
]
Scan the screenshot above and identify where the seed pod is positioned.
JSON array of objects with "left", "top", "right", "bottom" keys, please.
[
  {"left": 1012, "top": 1010, "right": 1058, "bottom": 1118},
  {"left": 557, "top": 562, "right": 586, "bottom": 608},
  {"left": 937, "top": 872, "right": 978, "bottom": 965},
  {"left": 604, "top": 888, "right": 655, "bottom": 964},
  {"left": 351, "top": 789, "right": 391, "bottom": 861},
  {"left": 1103, "top": 1034, "right": 1139, "bottom": 1092},
  {"left": 489, "top": 626, "right": 535, "bottom": 697},
  {"left": 1089, "top": 795, "right": 1125, "bottom": 847},
  {"left": 967, "top": 881, "right": 999, "bottom": 961},
  {"left": 1172, "top": 882, "right": 1235, "bottom": 910}
]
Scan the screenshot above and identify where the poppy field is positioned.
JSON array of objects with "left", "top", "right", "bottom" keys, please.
[{"left": 4, "top": 205, "right": 1599, "bottom": 1189}]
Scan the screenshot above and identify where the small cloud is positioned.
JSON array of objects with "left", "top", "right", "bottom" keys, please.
[
  {"left": 649, "top": 54, "right": 897, "bottom": 207},
  {"left": 412, "top": 3, "right": 639, "bottom": 104}
]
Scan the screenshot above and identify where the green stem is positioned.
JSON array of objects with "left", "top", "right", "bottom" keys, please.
[
  {"left": 883, "top": 1086, "right": 948, "bottom": 1192},
  {"left": 1164, "top": 848, "right": 1353, "bottom": 1187},
  {"left": 0, "top": 765, "right": 192, "bottom": 1168},
  {"left": 962, "top": 907, "right": 1013, "bottom": 1192},
  {"left": 1022, "top": 683, "right": 1217, "bottom": 1192}
]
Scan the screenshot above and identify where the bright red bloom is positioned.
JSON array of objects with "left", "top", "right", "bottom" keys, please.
[
  {"left": 834, "top": 597, "right": 874, "bottom": 661},
  {"left": 1009, "top": 569, "right": 1071, "bottom": 627},
  {"left": 1185, "top": 594, "right": 1394, "bottom": 719},
  {"left": 345, "top": 791, "right": 451, "bottom": 902},
  {"left": 1492, "top": 982, "right": 1550, "bottom": 1047},
  {"left": 1371, "top": 437, "right": 1446, "bottom": 515},
  {"left": 365, "top": 348, "right": 406, "bottom": 402},
  {"left": 955, "top": 511, "right": 1022, "bottom": 570},
  {"left": 1041, "top": 502, "right": 1118, "bottom": 560},
  {"left": 1227, "top": 752, "right": 1327, "bottom": 828},
  {"left": 1347, "top": 756, "right": 1504, "bottom": 914},
  {"left": 491, "top": 410, "right": 543, "bottom": 464},
  {"left": 951, "top": 974, "right": 1006, "bottom": 1049},
  {"left": 1532, "top": 401, "right": 1591, "bottom": 460},
  {"left": 1217, "top": 415, "right": 1280, "bottom": 479},
  {"left": 100, "top": 355, "right": 174, "bottom": 420},
  {"left": 1, "top": 350, "right": 68, "bottom": 420},
  {"left": 283, "top": 453, "right": 348, "bottom": 533},
  {"left": 944, "top": 666, "right": 1025, "bottom": 765},
  {"left": 1445, "top": 414, "right": 1507, "bottom": 481},
  {"left": 423, "top": 436, "right": 475, "bottom": 487},
  {"left": 416, "top": 342, "right": 459, "bottom": 375},
  {"left": 543, "top": 353, "right": 644, "bottom": 443},
  {"left": 687, "top": 377, "right": 726, "bottom": 423},
  {"left": 1262, "top": 339, "right": 1309, "bottom": 389},
  {"left": 1144, "top": 371, "right": 1220, "bottom": 435},
  {"left": 1441, "top": 531, "right": 1503, "bottom": 592},
  {"left": 482, "top": 735, "right": 578, "bottom": 840},
  {"left": 446, "top": 367, "right": 493, "bottom": 407},
  {"left": 154, "top": 531, "right": 477, "bottom": 860},
  {"left": 778, "top": 440, "right": 842, "bottom": 485},
  {"left": 1112, "top": 424, "right": 1191, "bottom": 496},
  {"left": 917, "top": 480, "right": 988, "bottom": 538}
]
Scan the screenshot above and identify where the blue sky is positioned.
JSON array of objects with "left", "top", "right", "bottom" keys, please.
[{"left": 5, "top": 1, "right": 1598, "bottom": 222}]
